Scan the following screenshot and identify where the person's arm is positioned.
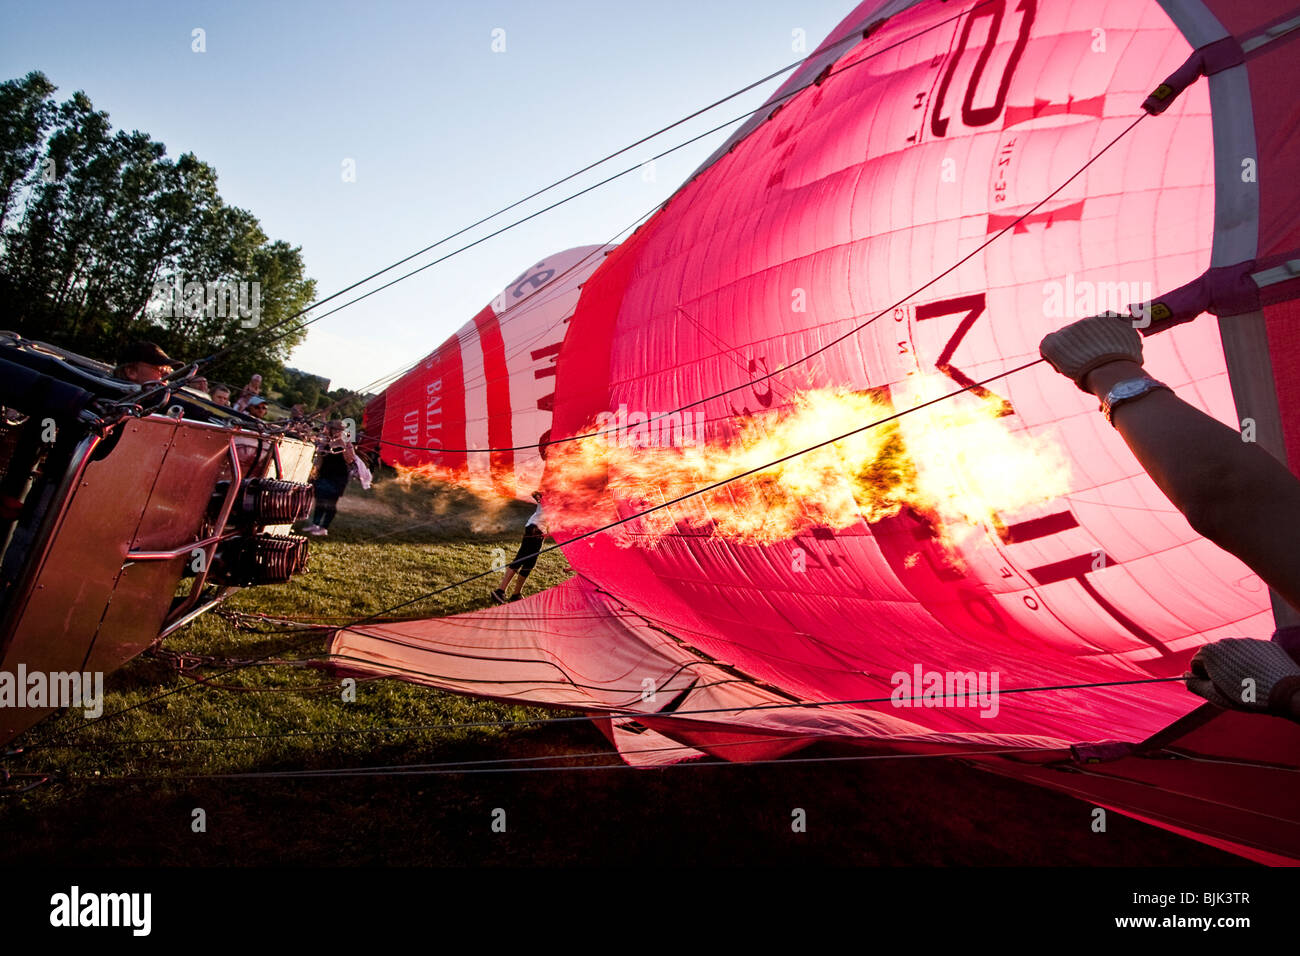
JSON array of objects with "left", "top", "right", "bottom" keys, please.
[{"left": 1041, "top": 317, "right": 1300, "bottom": 612}]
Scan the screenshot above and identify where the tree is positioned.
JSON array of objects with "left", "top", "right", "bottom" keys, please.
[
  {"left": 0, "top": 71, "right": 56, "bottom": 234},
  {"left": 324, "top": 389, "right": 369, "bottom": 425},
  {"left": 276, "top": 366, "right": 330, "bottom": 411},
  {"left": 193, "top": 238, "right": 317, "bottom": 387},
  {"left": 0, "top": 73, "right": 316, "bottom": 381}
]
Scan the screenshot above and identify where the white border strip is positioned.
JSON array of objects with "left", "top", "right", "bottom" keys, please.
[{"left": 1156, "top": 1, "right": 1259, "bottom": 266}]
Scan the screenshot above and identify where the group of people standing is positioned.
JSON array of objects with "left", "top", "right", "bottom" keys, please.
[
  {"left": 112, "top": 340, "right": 371, "bottom": 539},
  {"left": 113, "top": 341, "right": 268, "bottom": 416}
]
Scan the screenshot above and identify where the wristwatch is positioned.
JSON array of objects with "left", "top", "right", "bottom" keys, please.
[{"left": 1100, "top": 375, "right": 1171, "bottom": 425}]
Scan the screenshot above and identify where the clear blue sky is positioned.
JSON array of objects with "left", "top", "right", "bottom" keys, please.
[{"left": 2, "top": 0, "right": 854, "bottom": 390}]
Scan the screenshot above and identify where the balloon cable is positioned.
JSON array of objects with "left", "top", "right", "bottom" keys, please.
[
  {"left": 196, "top": 1, "right": 1002, "bottom": 374},
  {"left": 360, "top": 112, "right": 1148, "bottom": 455},
  {"left": 68, "top": 743, "right": 1065, "bottom": 784}
]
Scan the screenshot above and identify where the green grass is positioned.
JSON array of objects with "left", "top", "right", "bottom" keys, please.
[{"left": 0, "top": 479, "right": 1247, "bottom": 866}]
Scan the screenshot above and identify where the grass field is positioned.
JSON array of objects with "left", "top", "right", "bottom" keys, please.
[{"left": 0, "top": 479, "right": 1245, "bottom": 866}]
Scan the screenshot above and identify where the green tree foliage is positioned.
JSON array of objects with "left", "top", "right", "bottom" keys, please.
[
  {"left": 277, "top": 366, "right": 329, "bottom": 410},
  {"left": 0, "top": 71, "right": 56, "bottom": 233},
  {"left": 0, "top": 71, "right": 315, "bottom": 382},
  {"left": 272, "top": 366, "right": 371, "bottom": 425},
  {"left": 323, "top": 388, "right": 369, "bottom": 426}
]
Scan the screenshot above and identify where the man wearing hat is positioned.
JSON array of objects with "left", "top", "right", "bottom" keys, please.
[{"left": 115, "top": 341, "right": 175, "bottom": 385}]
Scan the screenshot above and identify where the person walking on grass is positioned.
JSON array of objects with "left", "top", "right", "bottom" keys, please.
[
  {"left": 492, "top": 491, "right": 547, "bottom": 604},
  {"left": 301, "top": 419, "right": 371, "bottom": 537}
]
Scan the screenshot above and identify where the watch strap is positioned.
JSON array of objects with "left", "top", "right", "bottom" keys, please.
[{"left": 1101, "top": 376, "right": 1170, "bottom": 425}]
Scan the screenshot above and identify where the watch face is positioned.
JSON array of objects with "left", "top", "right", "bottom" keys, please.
[{"left": 1111, "top": 379, "right": 1154, "bottom": 401}]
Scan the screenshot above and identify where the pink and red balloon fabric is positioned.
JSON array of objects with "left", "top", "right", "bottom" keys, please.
[
  {"left": 342, "top": 0, "right": 1300, "bottom": 863},
  {"left": 551, "top": 0, "right": 1256, "bottom": 743},
  {"left": 365, "top": 244, "right": 615, "bottom": 499}
]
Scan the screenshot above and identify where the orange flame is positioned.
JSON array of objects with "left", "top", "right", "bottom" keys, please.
[
  {"left": 539, "top": 378, "right": 1071, "bottom": 550},
  {"left": 388, "top": 463, "right": 520, "bottom": 534}
]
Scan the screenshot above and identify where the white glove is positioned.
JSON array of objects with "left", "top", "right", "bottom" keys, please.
[
  {"left": 1185, "top": 638, "right": 1300, "bottom": 715},
  {"left": 1039, "top": 314, "right": 1144, "bottom": 392}
]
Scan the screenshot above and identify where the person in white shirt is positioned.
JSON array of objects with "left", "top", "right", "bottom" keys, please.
[{"left": 492, "top": 491, "right": 547, "bottom": 604}]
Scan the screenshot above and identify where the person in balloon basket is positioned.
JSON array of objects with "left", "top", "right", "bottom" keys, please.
[
  {"left": 1040, "top": 315, "right": 1300, "bottom": 722},
  {"left": 113, "top": 341, "right": 174, "bottom": 385},
  {"left": 492, "top": 491, "right": 546, "bottom": 604},
  {"left": 301, "top": 419, "right": 371, "bottom": 537}
]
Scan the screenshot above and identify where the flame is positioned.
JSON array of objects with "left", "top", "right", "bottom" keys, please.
[
  {"left": 392, "top": 462, "right": 501, "bottom": 500},
  {"left": 540, "top": 377, "right": 1071, "bottom": 550},
  {"left": 387, "top": 464, "right": 520, "bottom": 534}
]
